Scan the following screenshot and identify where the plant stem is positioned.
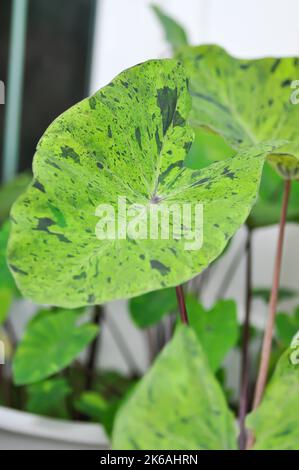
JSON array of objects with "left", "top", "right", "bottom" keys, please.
[
  {"left": 247, "top": 179, "right": 291, "bottom": 448},
  {"left": 85, "top": 305, "right": 103, "bottom": 390},
  {"left": 238, "top": 228, "right": 252, "bottom": 450},
  {"left": 175, "top": 285, "right": 189, "bottom": 324}
]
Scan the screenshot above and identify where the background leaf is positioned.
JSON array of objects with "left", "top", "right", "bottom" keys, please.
[
  {"left": 151, "top": 4, "right": 188, "bottom": 53},
  {"left": 247, "top": 337, "right": 299, "bottom": 450},
  {"left": 13, "top": 309, "right": 99, "bottom": 385},
  {"left": 112, "top": 325, "right": 237, "bottom": 450},
  {"left": 177, "top": 44, "right": 299, "bottom": 179},
  {"left": 276, "top": 308, "right": 299, "bottom": 347},
  {"left": 26, "top": 377, "right": 71, "bottom": 418},
  {"left": 129, "top": 287, "right": 177, "bottom": 328},
  {"left": 186, "top": 297, "right": 239, "bottom": 372},
  {"left": 0, "top": 173, "right": 31, "bottom": 223},
  {"left": 253, "top": 287, "right": 298, "bottom": 303}
]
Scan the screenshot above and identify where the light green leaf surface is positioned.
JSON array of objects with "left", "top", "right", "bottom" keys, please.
[
  {"left": 26, "top": 378, "right": 71, "bottom": 417},
  {"left": 112, "top": 325, "right": 237, "bottom": 450},
  {"left": 178, "top": 45, "right": 299, "bottom": 179},
  {"left": 247, "top": 333, "right": 299, "bottom": 450},
  {"left": 129, "top": 287, "right": 177, "bottom": 328},
  {"left": 13, "top": 309, "right": 98, "bottom": 385},
  {"left": 152, "top": 4, "right": 188, "bottom": 53},
  {"left": 186, "top": 297, "right": 239, "bottom": 372},
  {"left": 9, "top": 60, "right": 269, "bottom": 308}
]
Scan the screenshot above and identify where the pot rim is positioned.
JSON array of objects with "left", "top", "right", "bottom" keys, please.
[{"left": 0, "top": 405, "right": 108, "bottom": 446}]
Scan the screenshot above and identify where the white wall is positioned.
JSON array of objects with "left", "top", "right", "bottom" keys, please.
[{"left": 89, "top": 0, "right": 299, "bottom": 373}]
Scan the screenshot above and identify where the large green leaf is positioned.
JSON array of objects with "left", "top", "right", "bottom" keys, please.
[
  {"left": 177, "top": 45, "right": 299, "bottom": 179},
  {"left": 13, "top": 309, "right": 99, "bottom": 385},
  {"left": 112, "top": 325, "right": 237, "bottom": 450},
  {"left": 186, "top": 297, "right": 239, "bottom": 372},
  {"left": 247, "top": 332, "right": 299, "bottom": 450},
  {"left": 129, "top": 287, "right": 177, "bottom": 328},
  {"left": 8, "top": 59, "right": 269, "bottom": 308},
  {"left": 151, "top": 5, "right": 188, "bottom": 53}
]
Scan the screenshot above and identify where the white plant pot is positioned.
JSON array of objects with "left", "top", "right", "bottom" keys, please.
[{"left": 0, "top": 406, "right": 109, "bottom": 450}]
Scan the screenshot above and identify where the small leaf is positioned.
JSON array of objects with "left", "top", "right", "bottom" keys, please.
[
  {"left": 152, "top": 5, "right": 188, "bottom": 53},
  {"left": 178, "top": 45, "right": 299, "bottom": 179},
  {"left": 26, "top": 378, "right": 71, "bottom": 418},
  {"left": 129, "top": 287, "right": 177, "bottom": 328},
  {"left": 0, "top": 287, "right": 13, "bottom": 325},
  {"left": 276, "top": 308, "right": 299, "bottom": 347},
  {"left": 253, "top": 287, "right": 298, "bottom": 303},
  {"left": 0, "top": 173, "right": 31, "bottom": 223},
  {"left": 0, "top": 221, "right": 17, "bottom": 293},
  {"left": 8, "top": 59, "right": 269, "bottom": 308},
  {"left": 75, "top": 392, "right": 120, "bottom": 437},
  {"left": 247, "top": 333, "right": 299, "bottom": 450},
  {"left": 186, "top": 297, "right": 239, "bottom": 371},
  {"left": 13, "top": 309, "right": 99, "bottom": 385},
  {"left": 112, "top": 325, "right": 237, "bottom": 450}
]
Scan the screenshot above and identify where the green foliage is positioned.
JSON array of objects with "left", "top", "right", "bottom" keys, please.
[
  {"left": 151, "top": 5, "right": 188, "bottom": 53},
  {"left": 177, "top": 44, "right": 299, "bottom": 179},
  {"left": 0, "top": 222, "right": 18, "bottom": 324},
  {"left": 186, "top": 297, "right": 239, "bottom": 372},
  {"left": 129, "top": 287, "right": 177, "bottom": 328},
  {"left": 112, "top": 326, "right": 237, "bottom": 450},
  {"left": 8, "top": 59, "right": 268, "bottom": 308},
  {"left": 13, "top": 309, "right": 99, "bottom": 385},
  {"left": 75, "top": 391, "right": 123, "bottom": 437},
  {"left": 276, "top": 307, "right": 299, "bottom": 347},
  {"left": 0, "top": 173, "right": 31, "bottom": 223},
  {"left": 253, "top": 287, "right": 298, "bottom": 303},
  {"left": 247, "top": 333, "right": 299, "bottom": 450},
  {"left": 26, "top": 378, "right": 71, "bottom": 418}
]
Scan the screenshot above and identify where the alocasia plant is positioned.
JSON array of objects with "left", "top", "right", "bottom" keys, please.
[
  {"left": 8, "top": 59, "right": 268, "bottom": 308},
  {"left": 113, "top": 326, "right": 238, "bottom": 450}
]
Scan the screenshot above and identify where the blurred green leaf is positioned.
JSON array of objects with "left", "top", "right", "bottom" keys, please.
[
  {"left": 75, "top": 392, "right": 118, "bottom": 437},
  {"left": 247, "top": 335, "right": 299, "bottom": 450},
  {"left": 248, "top": 164, "right": 299, "bottom": 228},
  {"left": 186, "top": 297, "right": 239, "bottom": 372},
  {"left": 185, "top": 128, "right": 235, "bottom": 170},
  {"left": 276, "top": 308, "right": 299, "bottom": 347},
  {"left": 112, "top": 325, "right": 237, "bottom": 450},
  {"left": 253, "top": 287, "right": 298, "bottom": 303},
  {"left": 13, "top": 309, "right": 99, "bottom": 385},
  {"left": 0, "top": 287, "right": 13, "bottom": 325},
  {"left": 0, "top": 221, "right": 17, "bottom": 292},
  {"left": 26, "top": 378, "right": 71, "bottom": 418},
  {"left": 129, "top": 288, "right": 177, "bottom": 328},
  {"left": 151, "top": 4, "right": 188, "bottom": 53},
  {"left": 0, "top": 173, "right": 31, "bottom": 223}
]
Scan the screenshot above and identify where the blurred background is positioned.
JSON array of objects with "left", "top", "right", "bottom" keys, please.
[{"left": 1, "top": 0, "right": 299, "bottom": 449}]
